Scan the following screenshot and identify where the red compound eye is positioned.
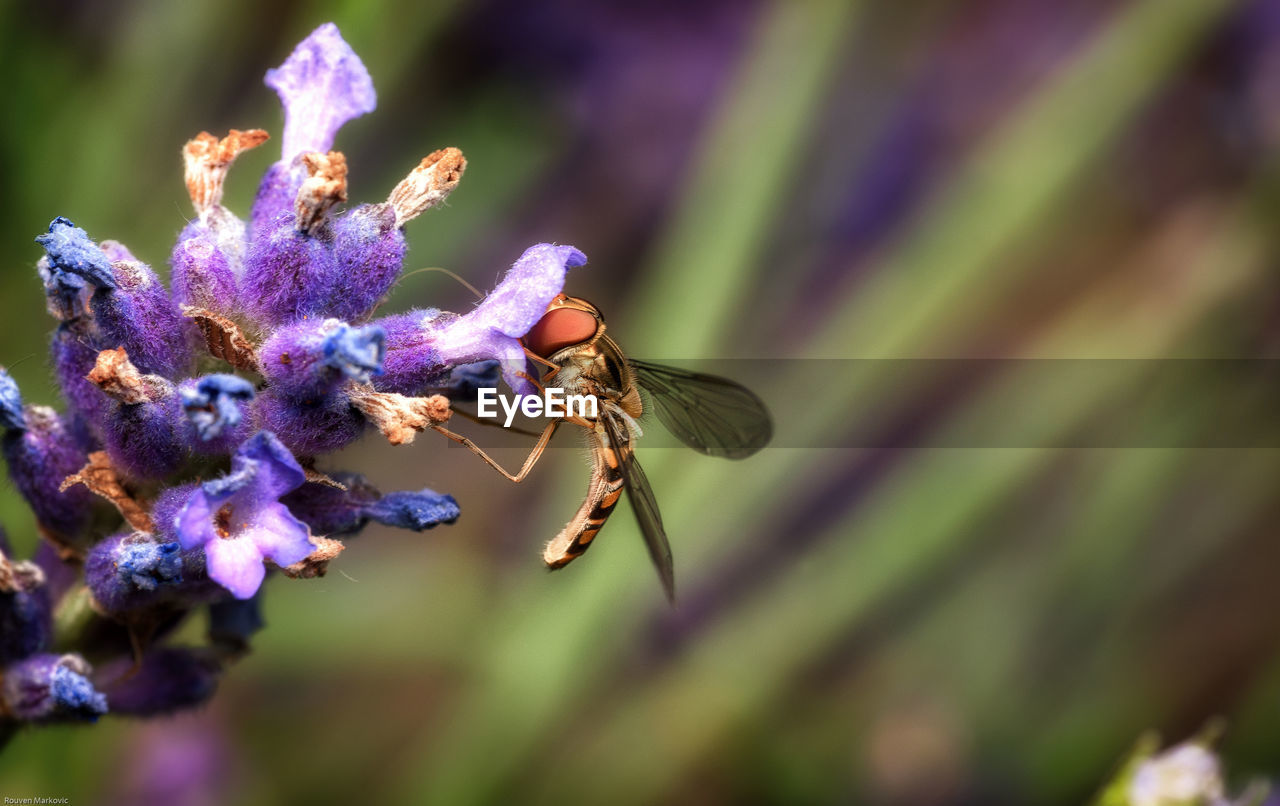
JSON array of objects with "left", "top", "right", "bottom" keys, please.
[{"left": 525, "top": 307, "right": 598, "bottom": 358}]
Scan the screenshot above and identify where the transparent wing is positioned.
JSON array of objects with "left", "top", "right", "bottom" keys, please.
[
  {"left": 630, "top": 359, "right": 773, "bottom": 459},
  {"left": 602, "top": 410, "right": 675, "bottom": 602}
]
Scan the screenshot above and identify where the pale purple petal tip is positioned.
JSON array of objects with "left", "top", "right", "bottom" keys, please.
[
  {"left": 265, "top": 23, "right": 377, "bottom": 159},
  {"left": 475, "top": 244, "right": 588, "bottom": 339},
  {"left": 204, "top": 537, "right": 267, "bottom": 600},
  {"left": 241, "top": 505, "right": 313, "bottom": 567}
]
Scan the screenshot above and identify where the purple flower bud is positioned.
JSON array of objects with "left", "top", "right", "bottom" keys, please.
[
  {"left": 85, "top": 532, "right": 199, "bottom": 617},
  {"left": 0, "top": 536, "right": 51, "bottom": 664},
  {"left": 322, "top": 322, "right": 385, "bottom": 382},
  {"left": 35, "top": 217, "right": 117, "bottom": 290},
  {"left": 250, "top": 162, "right": 304, "bottom": 244},
  {"left": 240, "top": 214, "right": 337, "bottom": 326},
  {"left": 51, "top": 322, "right": 109, "bottom": 428},
  {"left": 0, "top": 587, "right": 50, "bottom": 665},
  {"left": 0, "top": 368, "right": 25, "bottom": 431},
  {"left": 258, "top": 319, "right": 384, "bottom": 399},
  {"left": 371, "top": 308, "right": 447, "bottom": 395},
  {"left": 1, "top": 653, "right": 107, "bottom": 722},
  {"left": 170, "top": 225, "right": 238, "bottom": 313},
  {"left": 178, "top": 374, "right": 255, "bottom": 450},
  {"left": 208, "top": 595, "right": 264, "bottom": 654},
  {"left": 280, "top": 473, "right": 379, "bottom": 536},
  {"left": 94, "top": 649, "right": 220, "bottom": 717},
  {"left": 253, "top": 387, "right": 366, "bottom": 455},
  {"left": 327, "top": 203, "right": 405, "bottom": 322},
  {"left": 38, "top": 256, "right": 90, "bottom": 321},
  {"left": 175, "top": 432, "right": 315, "bottom": 599},
  {"left": 99, "top": 240, "right": 137, "bottom": 263},
  {"left": 93, "top": 372, "right": 187, "bottom": 481},
  {"left": 365, "top": 489, "right": 460, "bottom": 531},
  {"left": 1, "top": 406, "right": 95, "bottom": 543},
  {"left": 89, "top": 259, "right": 195, "bottom": 380},
  {"left": 281, "top": 474, "right": 458, "bottom": 536}
]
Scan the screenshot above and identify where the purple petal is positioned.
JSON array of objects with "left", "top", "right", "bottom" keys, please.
[
  {"left": 203, "top": 537, "right": 267, "bottom": 600},
  {"left": 174, "top": 489, "right": 219, "bottom": 551},
  {"left": 202, "top": 432, "right": 305, "bottom": 509},
  {"left": 239, "top": 503, "right": 313, "bottom": 568},
  {"left": 233, "top": 431, "right": 307, "bottom": 504},
  {"left": 265, "top": 23, "right": 376, "bottom": 160},
  {"left": 430, "top": 244, "right": 586, "bottom": 393},
  {"left": 473, "top": 244, "right": 587, "bottom": 338}
]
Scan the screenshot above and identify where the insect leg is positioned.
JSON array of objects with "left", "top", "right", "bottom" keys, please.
[
  {"left": 450, "top": 405, "right": 544, "bottom": 437},
  {"left": 523, "top": 347, "right": 560, "bottom": 373},
  {"left": 431, "top": 419, "right": 559, "bottom": 482}
]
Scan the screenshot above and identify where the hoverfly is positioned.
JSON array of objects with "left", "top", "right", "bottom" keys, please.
[{"left": 434, "top": 294, "right": 771, "bottom": 602}]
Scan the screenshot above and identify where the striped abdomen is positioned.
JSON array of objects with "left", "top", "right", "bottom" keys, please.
[{"left": 543, "top": 431, "right": 626, "bottom": 569}]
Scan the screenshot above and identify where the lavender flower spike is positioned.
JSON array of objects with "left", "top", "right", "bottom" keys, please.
[{"left": 174, "top": 432, "right": 314, "bottom": 599}]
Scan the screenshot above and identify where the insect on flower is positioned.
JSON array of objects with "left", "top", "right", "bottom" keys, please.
[{"left": 434, "top": 294, "right": 772, "bottom": 602}]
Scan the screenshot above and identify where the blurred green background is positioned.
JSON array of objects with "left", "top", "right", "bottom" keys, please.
[{"left": 2, "top": 0, "right": 1279, "bottom": 803}]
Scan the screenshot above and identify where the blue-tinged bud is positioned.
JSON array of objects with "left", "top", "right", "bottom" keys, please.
[
  {"left": 0, "top": 535, "right": 51, "bottom": 664},
  {"left": 281, "top": 473, "right": 459, "bottom": 537},
  {"left": 0, "top": 369, "right": 25, "bottom": 431},
  {"left": 35, "top": 217, "right": 117, "bottom": 289},
  {"left": 1, "top": 653, "right": 108, "bottom": 723},
  {"left": 1, "top": 406, "right": 96, "bottom": 544},
  {"left": 365, "top": 489, "right": 460, "bottom": 530},
  {"left": 178, "top": 375, "right": 255, "bottom": 452},
  {"left": 119, "top": 541, "right": 183, "bottom": 592},
  {"left": 209, "top": 595, "right": 264, "bottom": 654},
  {"left": 85, "top": 529, "right": 222, "bottom": 618},
  {"left": 37, "top": 219, "right": 195, "bottom": 380},
  {"left": 240, "top": 214, "right": 337, "bottom": 327},
  {"left": 323, "top": 323, "right": 385, "bottom": 383},
  {"left": 94, "top": 649, "right": 220, "bottom": 717},
  {"left": 259, "top": 319, "right": 384, "bottom": 398},
  {"left": 38, "top": 256, "right": 90, "bottom": 321}
]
